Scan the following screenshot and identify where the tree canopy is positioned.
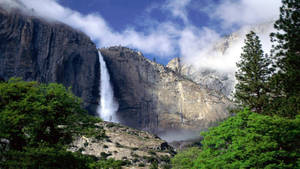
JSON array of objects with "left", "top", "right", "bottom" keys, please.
[
  {"left": 0, "top": 78, "right": 85, "bottom": 150},
  {"left": 193, "top": 109, "right": 300, "bottom": 168}
]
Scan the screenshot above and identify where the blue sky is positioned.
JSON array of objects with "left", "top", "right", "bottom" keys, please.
[
  {"left": 60, "top": 0, "right": 168, "bottom": 32},
  {"left": 59, "top": 0, "right": 218, "bottom": 33},
  {"left": 2, "top": 0, "right": 282, "bottom": 68}
]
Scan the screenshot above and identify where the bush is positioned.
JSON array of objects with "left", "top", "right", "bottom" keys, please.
[
  {"left": 0, "top": 78, "right": 85, "bottom": 149},
  {"left": 171, "top": 147, "right": 201, "bottom": 169},
  {"left": 150, "top": 161, "right": 158, "bottom": 169},
  {"left": 192, "top": 109, "right": 300, "bottom": 168},
  {"left": 1, "top": 147, "right": 92, "bottom": 169}
]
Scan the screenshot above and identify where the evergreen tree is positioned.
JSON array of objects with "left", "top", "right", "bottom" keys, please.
[
  {"left": 270, "top": 0, "right": 300, "bottom": 117},
  {"left": 234, "top": 31, "right": 272, "bottom": 113}
]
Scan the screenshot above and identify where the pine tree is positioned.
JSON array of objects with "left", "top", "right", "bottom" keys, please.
[
  {"left": 234, "top": 31, "right": 272, "bottom": 113},
  {"left": 269, "top": 0, "right": 300, "bottom": 117}
]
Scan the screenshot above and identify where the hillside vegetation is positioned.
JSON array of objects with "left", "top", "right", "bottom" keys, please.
[{"left": 0, "top": 78, "right": 129, "bottom": 169}]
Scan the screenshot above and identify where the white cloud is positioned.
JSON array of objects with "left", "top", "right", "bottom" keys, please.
[
  {"left": 163, "top": 0, "right": 191, "bottom": 24},
  {"left": 0, "top": 0, "right": 25, "bottom": 10},
  {"left": 2, "top": 0, "right": 281, "bottom": 73},
  {"left": 181, "top": 23, "right": 275, "bottom": 72},
  {"left": 210, "top": 0, "right": 281, "bottom": 28},
  {"left": 178, "top": 0, "right": 281, "bottom": 72}
]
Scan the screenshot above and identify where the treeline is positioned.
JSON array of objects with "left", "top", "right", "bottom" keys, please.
[{"left": 171, "top": 0, "right": 300, "bottom": 168}]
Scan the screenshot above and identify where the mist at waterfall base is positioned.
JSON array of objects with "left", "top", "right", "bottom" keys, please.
[
  {"left": 97, "top": 51, "right": 119, "bottom": 122},
  {"left": 157, "top": 129, "right": 203, "bottom": 142}
]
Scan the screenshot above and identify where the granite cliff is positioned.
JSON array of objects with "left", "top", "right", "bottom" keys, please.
[
  {"left": 100, "top": 47, "right": 231, "bottom": 136},
  {"left": 167, "top": 57, "right": 235, "bottom": 97},
  {"left": 0, "top": 7, "right": 100, "bottom": 113}
]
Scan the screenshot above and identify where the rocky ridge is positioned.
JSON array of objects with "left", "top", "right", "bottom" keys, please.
[{"left": 69, "top": 121, "right": 175, "bottom": 168}]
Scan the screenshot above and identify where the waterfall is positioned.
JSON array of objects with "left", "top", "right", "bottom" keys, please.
[{"left": 97, "top": 51, "right": 119, "bottom": 122}]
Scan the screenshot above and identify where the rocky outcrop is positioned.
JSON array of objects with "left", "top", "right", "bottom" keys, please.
[
  {"left": 69, "top": 121, "right": 175, "bottom": 168},
  {"left": 100, "top": 47, "right": 231, "bottom": 136},
  {"left": 167, "top": 57, "right": 235, "bottom": 97},
  {"left": 0, "top": 7, "right": 100, "bottom": 113}
]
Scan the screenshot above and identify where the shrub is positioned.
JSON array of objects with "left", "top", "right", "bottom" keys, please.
[
  {"left": 193, "top": 109, "right": 300, "bottom": 168},
  {"left": 171, "top": 147, "right": 201, "bottom": 169}
]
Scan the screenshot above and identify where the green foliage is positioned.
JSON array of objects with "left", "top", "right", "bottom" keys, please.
[
  {"left": 1, "top": 147, "right": 93, "bottom": 169},
  {"left": 0, "top": 78, "right": 85, "bottom": 149},
  {"left": 0, "top": 78, "right": 128, "bottom": 169},
  {"left": 2, "top": 147, "right": 126, "bottom": 169},
  {"left": 148, "top": 149, "right": 157, "bottom": 155},
  {"left": 100, "top": 152, "right": 112, "bottom": 159},
  {"left": 171, "top": 147, "right": 201, "bottom": 169},
  {"left": 69, "top": 115, "right": 105, "bottom": 140},
  {"left": 191, "top": 109, "right": 300, "bottom": 169},
  {"left": 138, "top": 163, "right": 145, "bottom": 167},
  {"left": 234, "top": 31, "right": 273, "bottom": 113},
  {"left": 143, "top": 155, "right": 158, "bottom": 163},
  {"left": 159, "top": 155, "right": 171, "bottom": 163},
  {"left": 88, "top": 158, "right": 126, "bottom": 169},
  {"left": 269, "top": 0, "right": 300, "bottom": 117},
  {"left": 150, "top": 161, "right": 159, "bottom": 169}
]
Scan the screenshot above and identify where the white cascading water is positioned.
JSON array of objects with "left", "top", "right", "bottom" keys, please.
[{"left": 97, "top": 51, "right": 119, "bottom": 122}]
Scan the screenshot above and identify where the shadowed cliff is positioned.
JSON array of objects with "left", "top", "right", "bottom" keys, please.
[{"left": 0, "top": 7, "right": 100, "bottom": 113}]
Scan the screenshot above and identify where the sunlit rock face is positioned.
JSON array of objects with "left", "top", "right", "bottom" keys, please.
[
  {"left": 167, "top": 57, "right": 235, "bottom": 97},
  {"left": 0, "top": 7, "right": 100, "bottom": 113},
  {"left": 100, "top": 47, "right": 231, "bottom": 135}
]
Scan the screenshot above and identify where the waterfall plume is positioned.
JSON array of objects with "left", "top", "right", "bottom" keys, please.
[{"left": 97, "top": 51, "right": 119, "bottom": 122}]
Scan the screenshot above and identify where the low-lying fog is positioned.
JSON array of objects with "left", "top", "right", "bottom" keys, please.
[{"left": 157, "top": 129, "right": 206, "bottom": 142}]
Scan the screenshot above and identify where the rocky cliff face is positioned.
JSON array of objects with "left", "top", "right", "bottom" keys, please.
[
  {"left": 167, "top": 57, "right": 235, "bottom": 97},
  {"left": 100, "top": 47, "right": 231, "bottom": 136},
  {"left": 0, "top": 7, "right": 100, "bottom": 113}
]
